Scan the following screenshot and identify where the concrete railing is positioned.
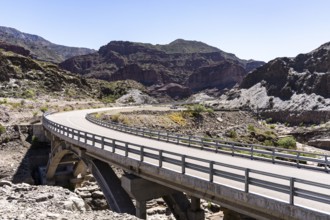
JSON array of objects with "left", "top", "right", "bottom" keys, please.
[
  {"left": 43, "top": 113, "right": 330, "bottom": 214},
  {"left": 86, "top": 113, "right": 330, "bottom": 173}
]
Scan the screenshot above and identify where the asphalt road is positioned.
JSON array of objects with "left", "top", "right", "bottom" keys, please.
[{"left": 47, "top": 107, "right": 330, "bottom": 214}]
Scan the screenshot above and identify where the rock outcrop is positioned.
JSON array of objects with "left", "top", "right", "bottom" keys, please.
[
  {"left": 240, "top": 42, "right": 330, "bottom": 100},
  {"left": 0, "top": 181, "right": 138, "bottom": 220},
  {"left": 60, "top": 40, "right": 264, "bottom": 97}
]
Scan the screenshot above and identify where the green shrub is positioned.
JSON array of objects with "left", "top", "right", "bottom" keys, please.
[
  {"left": 22, "top": 89, "right": 36, "bottom": 99},
  {"left": 247, "top": 124, "right": 255, "bottom": 132},
  {"left": 277, "top": 136, "right": 296, "bottom": 149},
  {"left": 0, "top": 98, "right": 8, "bottom": 104},
  {"left": 228, "top": 130, "right": 237, "bottom": 139},
  {"left": 186, "top": 104, "right": 213, "bottom": 117},
  {"left": 269, "top": 125, "right": 275, "bottom": 129},
  {"left": 265, "top": 118, "right": 272, "bottom": 123},
  {"left": 40, "top": 105, "right": 48, "bottom": 113},
  {"left": 0, "top": 124, "right": 6, "bottom": 135}
]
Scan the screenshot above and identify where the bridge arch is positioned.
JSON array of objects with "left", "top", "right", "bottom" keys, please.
[{"left": 45, "top": 140, "right": 135, "bottom": 214}]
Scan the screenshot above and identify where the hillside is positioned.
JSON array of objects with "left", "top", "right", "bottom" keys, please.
[
  {"left": 211, "top": 42, "right": 330, "bottom": 125},
  {"left": 60, "top": 40, "right": 264, "bottom": 97},
  {"left": 0, "top": 44, "right": 147, "bottom": 102},
  {"left": 240, "top": 42, "right": 330, "bottom": 99},
  {"left": 0, "top": 26, "right": 95, "bottom": 63}
]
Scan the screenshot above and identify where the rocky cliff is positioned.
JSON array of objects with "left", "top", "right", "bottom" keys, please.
[
  {"left": 240, "top": 42, "right": 330, "bottom": 100},
  {"left": 0, "top": 26, "right": 95, "bottom": 63},
  {"left": 0, "top": 47, "right": 147, "bottom": 101},
  {"left": 60, "top": 40, "right": 264, "bottom": 97}
]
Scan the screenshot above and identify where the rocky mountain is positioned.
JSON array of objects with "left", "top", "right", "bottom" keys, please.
[
  {"left": 60, "top": 40, "right": 264, "bottom": 98},
  {"left": 0, "top": 44, "right": 146, "bottom": 101},
  {"left": 0, "top": 26, "right": 95, "bottom": 63},
  {"left": 210, "top": 42, "right": 330, "bottom": 125},
  {"left": 240, "top": 42, "right": 330, "bottom": 100}
]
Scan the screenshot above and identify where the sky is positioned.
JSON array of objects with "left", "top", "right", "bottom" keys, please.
[{"left": 1, "top": 0, "right": 330, "bottom": 61}]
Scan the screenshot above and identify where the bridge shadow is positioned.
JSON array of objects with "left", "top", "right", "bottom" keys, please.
[{"left": 12, "top": 127, "right": 50, "bottom": 184}]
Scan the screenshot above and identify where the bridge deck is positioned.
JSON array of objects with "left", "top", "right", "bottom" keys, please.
[{"left": 47, "top": 107, "right": 330, "bottom": 215}]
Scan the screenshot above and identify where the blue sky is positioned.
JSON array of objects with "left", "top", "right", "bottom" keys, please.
[{"left": 1, "top": 0, "right": 330, "bottom": 61}]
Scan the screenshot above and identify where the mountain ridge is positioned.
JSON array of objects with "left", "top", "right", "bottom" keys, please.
[
  {"left": 0, "top": 26, "right": 95, "bottom": 63},
  {"left": 60, "top": 39, "right": 265, "bottom": 97}
]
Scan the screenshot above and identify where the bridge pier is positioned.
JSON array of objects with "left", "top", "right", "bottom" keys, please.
[{"left": 122, "top": 174, "right": 204, "bottom": 220}]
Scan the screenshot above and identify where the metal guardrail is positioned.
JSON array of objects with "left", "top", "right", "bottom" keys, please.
[
  {"left": 43, "top": 112, "right": 330, "bottom": 212},
  {"left": 85, "top": 113, "right": 330, "bottom": 173}
]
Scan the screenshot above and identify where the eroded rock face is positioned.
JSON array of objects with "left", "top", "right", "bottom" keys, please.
[
  {"left": 60, "top": 40, "right": 264, "bottom": 97},
  {"left": 240, "top": 42, "right": 330, "bottom": 100}
]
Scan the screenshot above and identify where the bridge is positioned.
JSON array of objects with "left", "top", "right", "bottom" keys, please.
[{"left": 41, "top": 107, "right": 330, "bottom": 220}]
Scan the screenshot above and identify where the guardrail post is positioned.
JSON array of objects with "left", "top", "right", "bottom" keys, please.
[
  {"left": 250, "top": 146, "right": 254, "bottom": 160},
  {"left": 245, "top": 169, "right": 249, "bottom": 193},
  {"left": 158, "top": 131, "right": 160, "bottom": 140},
  {"left": 101, "top": 137, "right": 104, "bottom": 149},
  {"left": 215, "top": 141, "right": 218, "bottom": 153},
  {"left": 142, "top": 128, "right": 145, "bottom": 137},
  {"left": 188, "top": 136, "right": 191, "bottom": 147},
  {"left": 296, "top": 152, "right": 300, "bottom": 168},
  {"left": 201, "top": 139, "right": 204, "bottom": 150},
  {"left": 78, "top": 131, "right": 80, "bottom": 142},
  {"left": 84, "top": 133, "right": 87, "bottom": 144},
  {"left": 231, "top": 144, "right": 234, "bottom": 156},
  {"left": 125, "top": 143, "right": 128, "bottom": 157},
  {"left": 272, "top": 148, "right": 275, "bottom": 164},
  {"left": 159, "top": 150, "right": 163, "bottom": 168},
  {"left": 209, "top": 161, "right": 214, "bottom": 182},
  {"left": 290, "top": 178, "right": 295, "bottom": 205},
  {"left": 325, "top": 156, "right": 329, "bottom": 173},
  {"left": 112, "top": 140, "right": 116, "bottom": 153},
  {"left": 181, "top": 155, "right": 186, "bottom": 174},
  {"left": 92, "top": 134, "right": 95, "bottom": 146},
  {"left": 177, "top": 134, "right": 179, "bottom": 144},
  {"left": 166, "top": 133, "right": 169, "bottom": 142},
  {"left": 140, "top": 146, "right": 144, "bottom": 162}
]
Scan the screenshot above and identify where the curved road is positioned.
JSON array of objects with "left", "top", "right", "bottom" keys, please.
[{"left": 46, "top": 107, "right": 330, "bottom": 215}]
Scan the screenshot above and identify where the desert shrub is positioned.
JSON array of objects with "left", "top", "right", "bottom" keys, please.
[
  {"left": 186, "top": 104, "right": 213, "bottom": 117},
  {"left": 277, "top": 136, "right": 296, "bottom": 149},
  {"left": 0, "top": 124, "right": 6, "bottom": 135},
  {"left": 168, "top": 112, "right": 186, "bottom": 126},
  {"left": 111, "top": 114, "right": 121, "bottom": 122},
  {"left": 33, "top": 111, "right": 38, "bottom": 117},
  {"left": 264, "top": 140, "right": 274, "bottom": 146},
  {"left": 265, "top": 118, "right": 272, "bottom": 123},
  {"left": 0, "top": 98, "right": 8, "bottom": 104},
  {"left": 22, "top": 89, "right": 36, "bottom": 99},
  {"left": 40, "top": 105, "right": 48, "bottom": 112},
  {"left": 247, "top": 124, "right": 255, "bottom": 132},
  {"left": 227, "top": 130, "right": 237, "bottom": 139},
  {"left": 269, "top": 125, "right": 275, "bottom": 129}
]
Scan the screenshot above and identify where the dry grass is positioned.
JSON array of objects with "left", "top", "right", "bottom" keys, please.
[{"left": 167, "top": 112, "right": 186, "bottom": 126}]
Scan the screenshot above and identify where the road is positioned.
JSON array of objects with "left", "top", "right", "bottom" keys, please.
[{"left": 46, "top": 107, "right": 330, "bottom": 215}]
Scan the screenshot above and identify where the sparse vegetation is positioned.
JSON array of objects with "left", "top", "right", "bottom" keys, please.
[
  {"left": 40, "top": 105, "right": 48, "bottom": 112},
  {"left": 22, "top": 89, "right": 36, "bottom": 99},
  {"left": 227, "top": 130, "right": 237, "bottom": 139},
  {"left": 277, "top": 136, "right": 296, "bottom": 149},
  {"left": 247, "top": 124, "right": 256, "bottom": 132},
  {"left": 0, "top": 124, "right": 6, "bottom": 135},
  {"left": 168, "top": 112, "right": 186, "bottom": 126},
  {"left": 186, "top": 104, "right": 213, "bottom": 117}
]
